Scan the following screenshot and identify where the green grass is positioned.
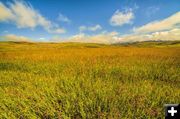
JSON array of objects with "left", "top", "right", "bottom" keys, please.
[{"left": 0, "top": 41, "right": 180, "bottom": 118}]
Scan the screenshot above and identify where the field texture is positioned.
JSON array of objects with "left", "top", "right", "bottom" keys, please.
[{"left": 0, "top": 42, "right": 180, "bottom": 118}]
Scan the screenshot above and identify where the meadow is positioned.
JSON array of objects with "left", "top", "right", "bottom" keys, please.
[{"left": 0, "top": 41, "right": 179, "bottom": 119}]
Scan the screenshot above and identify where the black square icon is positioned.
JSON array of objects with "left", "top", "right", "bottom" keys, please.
[{"left": 165, "top": 104, "right": 180, "bottom": 119}]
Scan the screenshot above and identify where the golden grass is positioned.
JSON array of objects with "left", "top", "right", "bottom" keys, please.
[{"left": 0, "top": 42, "right": 179, "bottom": 118}]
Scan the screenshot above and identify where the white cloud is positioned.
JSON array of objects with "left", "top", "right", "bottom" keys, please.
[
  {"left": 0, "top": 2, "right": 13, "bottom": 21},
  {"left": 0, "top": 1, "right": 65, "bottom": 34},
  {"left": 57, "top": 13, "right": 71, "bottom": 23},
  {"left": 79, "top": 24, "right": 102, "bottom": 32},
  {"left": 88, "top": 24, "right": 102, "bottom": 31},
  {"left": 65, "top": 31, "right": 119, "bottom": 44},
  {"left": 120, "top": 28, "right": 180, "bottom": 43},
  {"left": 1, "top": 34, "right": 31, "bottom": 42},
  {"left": 110, "top": 8, "right": 134, "bottom": 26},
  {"left": 134, "top": 11, "right": 180, "bottom": 33},
  {"left": 39, "top": 37, "right": 45, "bottom": 40},
  {"left": 150, "top": 28, "right": 180, "bottom": 41}
]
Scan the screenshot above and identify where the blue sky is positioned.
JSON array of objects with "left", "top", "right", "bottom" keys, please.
[{"left": 0, "top": 0, "right": 180, "bottom": 43}]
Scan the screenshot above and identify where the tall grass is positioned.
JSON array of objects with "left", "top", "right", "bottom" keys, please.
[{"left": 0, "top": 42, "right": 179, "bottom": 118}]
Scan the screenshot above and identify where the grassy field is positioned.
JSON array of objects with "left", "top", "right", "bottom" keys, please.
[{"left": 0, "top": 41, "right": 180, "bottom": 118}]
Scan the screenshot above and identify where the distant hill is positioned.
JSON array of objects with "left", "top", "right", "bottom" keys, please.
[
  {"left": 0, "top": 40, "right": 180, "bottom": 48},
  {"left": 114, "top": 41, "right": 180, "bottom": 47}
]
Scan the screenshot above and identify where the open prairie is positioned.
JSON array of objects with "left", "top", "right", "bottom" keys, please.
[{"left": 0, "top": 42, "right": 180, "bottom": 118}]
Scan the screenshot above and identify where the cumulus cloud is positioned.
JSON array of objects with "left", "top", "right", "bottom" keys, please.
[
  {"left": 134, "top": 11, "right": 180, "bottom": 33},
  {"left": 110, "top": 8, "right": 134, "bottom": 26},
  {"left": 57, "top": 13, "right": 71, "bottom": 23},
  {"left": 79, "top": 24, "right": 102, "bottom": 32},
  {"left": 0, "top": 1, "right": 65, "bottom": 34},
  {"left": 1, "top": 34, "right": 31, "bottom": 42}
]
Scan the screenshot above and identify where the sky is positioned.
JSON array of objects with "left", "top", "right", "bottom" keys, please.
[{"left": 0, "top": 0, "right": 180, "bottom": 43}]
